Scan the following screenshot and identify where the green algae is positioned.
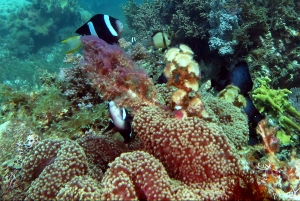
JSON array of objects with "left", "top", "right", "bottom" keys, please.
[
  {"left": 276, "top": 129, "right": 291, "bottom": 146},
  {"left": 251, "top": 77, "right": 300, "bottom": 134},
  {"left": 0, "top": 82, "right": 109, "bottom": 140},
  {"left": 50, "top": 103, "right": 110, "bottom": 139}
]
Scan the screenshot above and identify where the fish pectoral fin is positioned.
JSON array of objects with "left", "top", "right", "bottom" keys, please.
[{"left": 62, "top": 36, "right": 82, "bottom": 54}]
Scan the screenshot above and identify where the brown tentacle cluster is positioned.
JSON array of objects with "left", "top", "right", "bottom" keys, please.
[{"left": 164, "top": 44, "right": 208, "bottom": 118}]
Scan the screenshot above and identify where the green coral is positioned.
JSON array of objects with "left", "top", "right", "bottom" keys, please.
[
  {"left": 251, "top": 77, "right": 300, "bottom": 131},
  {"left": 252, "top": 77, "right": 290, "bottom": 113},
  {"left": 279, "top": 116, "right": 300, "bottom": 131},
  {"left": 276, "top": 130, "right": 291, "bottom": 146}
]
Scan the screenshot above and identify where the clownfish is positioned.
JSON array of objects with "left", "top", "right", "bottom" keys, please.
[
  {"left": 104, "top": 101, "right": 132, "bottom": 143},
  {"left": 62, "top": 14, "right": 123, "bottom": 53}
]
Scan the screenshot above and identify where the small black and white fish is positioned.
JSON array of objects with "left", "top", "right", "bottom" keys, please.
[
  {"left": 104, "top": 101, "right": 132, "bottom": 143},
  {"left": 62, "top": 14, "right": 123, "bottom": 53}
]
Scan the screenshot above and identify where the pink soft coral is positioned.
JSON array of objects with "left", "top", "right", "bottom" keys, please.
[{"left": 81, "top": 35, "right": 157, "bottom": 109}]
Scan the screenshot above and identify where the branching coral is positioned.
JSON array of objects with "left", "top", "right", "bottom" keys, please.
[
  {"left": 208, "top": 0, "right": 239, "bottom": 55},
  {"left": 123, "top": 0, "right": 210, "bottom": 40},
  {"left": 122, "top": 0, "right": 165, "bottom": 38},
  {"left": 169, "top": 0, "right": 210, "bottom": 39},
  {"left": 3, "top": 0, "right": 85, "bottom": 55}
]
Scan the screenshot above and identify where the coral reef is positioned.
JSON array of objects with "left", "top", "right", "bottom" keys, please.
[
  {"left": 0, "top": 76, "right": 109, "bottom": 139},
  {"left": 10, "top": 136, "right": 265, "bottom": 200},
  {"left": 202, "top": 93, "right": 249, "bottom": 150},
  {"left": 22, "top": 139, "right": 89, "bottom": 200},
  {"left": 101, "top": 151, "right": 190, "bottom": 200},
  {"left": 208, "top": 0, "right": 239, "bottom": 55},
  {"left": 0, "top": 39, "right": 264, "bottom": 200},
  {"left": 123, "top": 0, "right": 300, "bottom": 89},
  {"left": 1, "top": 0, "right": 90, "bottom": 56},
  {"left": 0, "top": 119, "right": 38, "bottom": 171},
  {"left": 77, "top": 135, "right": 129, "bottom": 172},
  {"left": 2, "top": 1, "right": 300, "bottom": 199}
]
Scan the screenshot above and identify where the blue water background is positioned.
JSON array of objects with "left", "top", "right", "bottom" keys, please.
[{"left": 0, "top": 0, "right": 146, "bottom": 88}]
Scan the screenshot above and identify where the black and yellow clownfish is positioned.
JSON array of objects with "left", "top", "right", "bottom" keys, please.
[{"left": 62, "top": 14, "right": 123, "bottom": 53}]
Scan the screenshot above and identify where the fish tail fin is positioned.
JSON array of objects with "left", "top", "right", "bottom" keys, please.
[{"left": 62, "top": 36, "right": 82, "bottom": 54}]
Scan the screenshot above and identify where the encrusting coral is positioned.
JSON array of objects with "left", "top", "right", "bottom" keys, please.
[
  {"left": 21, "top": 136, "right": 131, "bottom": 200},
  {"left": 77, "top": 135, "right": 129, "bottom": 173},
  {"left": 133, "top": 105, "right": 245, "bottom": 200},
  {"left": 202, "top": 93, "right": 249, "bottom": 150},
  {"left": 101, "top": 151, "right": 191, "bottom": 200},
  {"left": 22, "top": 139, "right": 89, "bottom": 200}
]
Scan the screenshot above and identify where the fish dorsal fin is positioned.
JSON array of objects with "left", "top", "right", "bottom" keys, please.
[{"left": 151, "top": 30, "right": 162, "bottom": 37}]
